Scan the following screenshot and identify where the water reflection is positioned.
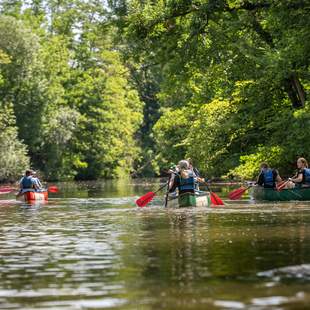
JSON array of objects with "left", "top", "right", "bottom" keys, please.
[{"left": 0, "top": 180, "right": 310, "bottom": 309}]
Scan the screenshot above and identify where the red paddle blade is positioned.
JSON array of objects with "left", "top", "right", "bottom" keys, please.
[
  {"left": 0, "top": 187, "right": 15, "bottom": 194},
  {"left": 210, "top": 192, "right": 224, "bottom": 206},
  {"left": 48, "top": 186, "right": 59, "bottom": 193},
  {"left": 276, "top": 181, "right": 288, "bottom": 191},
  {"left": 136, "top": 192, "right": 155, "bottom": 207},
  {"left": 228, "top": 187, "right": 247, "bottom": 200},
  {"left": 0, "top": 190, "right": 14, "bottom": 195}
]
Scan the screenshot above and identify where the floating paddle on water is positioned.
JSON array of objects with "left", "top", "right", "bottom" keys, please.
[{"left": 136, "top": 182, "right": 168, "bottom": 207}]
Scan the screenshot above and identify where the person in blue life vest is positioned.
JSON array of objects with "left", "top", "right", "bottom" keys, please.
[
  {"left": 287, "top": 157, "right": 310, "bottom": 188},
  {"left": 16, "top": 169, "right": 35, "bottom": 197},
  {"left": 169, "top": 160, "right": 197, "bottom": 195},
  {"left": 257, "top": 162, "right": 282, "bottom": 188}
]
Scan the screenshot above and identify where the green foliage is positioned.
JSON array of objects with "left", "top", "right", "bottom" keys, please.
[
  {"left": 0, "top": 103, "right": 29, "bottom": 182},
  {"left": 0, "top": 0, "right": 309, "bottom": 181},
  {"left": 0, "top": 15, "right": 46, "bottom": 150},
  {"left": 115, "top": 0, "right": 310, "bottom": 178},
  {"left": 152, "top": 107, "right": 190, "bottom": 173},
  {"left": 0, "top": 5, "right": 143, "bottom": 181},
  {"left": 70, "top": 51, "right": 143, "bottom": 179},
  {"left": 229, "top": 146, "right": 284, "bottom": 180}
]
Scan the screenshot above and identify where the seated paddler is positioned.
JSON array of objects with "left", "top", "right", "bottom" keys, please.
[
  {"left": 187, "top": 158, "right": 206, "bottom": 189},
  {"left": 169, "top": 160, "right": 195, "bottom": 194},
  {"left": 287, "top": 157, "right": 310, "bottom": 188},
  {"left": 31, "top": 171, "right": 44, "bottom": 192},
  {"left": 257, "top": 162, "right": 282, "bottom": 189},
  {"left": 17, "top": 169, "right": 35, "bottom": 196}
]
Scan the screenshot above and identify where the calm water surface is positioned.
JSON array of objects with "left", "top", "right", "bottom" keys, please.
[{"left": 0, "top": 179, "right": 310, "bottom": 309}]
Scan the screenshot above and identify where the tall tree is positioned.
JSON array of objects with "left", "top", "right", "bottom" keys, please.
[{"left": 113, "top": 0, "right": 310, "bottom": 178}]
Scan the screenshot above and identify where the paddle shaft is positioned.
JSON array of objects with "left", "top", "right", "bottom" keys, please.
[
  {"left": 234, "top": 185, "right": 252, "bottom": 197},
  {"left": 164, "top": 174, "right": 172, "bottom": 208},
  {"left": 154, "top": 182, "right": 169, "bottom": 194},
  {"left": 0, "top": 185, "right": 58, "bottom": 195}
]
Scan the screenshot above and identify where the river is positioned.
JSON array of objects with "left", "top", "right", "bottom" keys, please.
[{"left": 0, "top": 179, "right": 310, "bottom": 309}]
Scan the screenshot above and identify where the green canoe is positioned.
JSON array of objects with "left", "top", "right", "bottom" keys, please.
[
  {"left": 250, "top": 186, "right": 310, "bottom": 201},
  {"left": 166, "top": 191, "right": 211, "bottom": 208}
]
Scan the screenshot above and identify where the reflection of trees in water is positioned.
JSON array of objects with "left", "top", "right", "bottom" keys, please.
[
  {"left": 116, "top": 210, "right": 310, "bottom": 304},
  {"left": 167, "top": 212, "right": 208, "bottom": 285},
  {"left": 115, "top": 212, "right": 207, "bottom": 292},
  {"left": 205, "top": 213, "right": 310, "bottom": 276}
]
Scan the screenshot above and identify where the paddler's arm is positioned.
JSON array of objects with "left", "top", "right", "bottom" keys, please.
[
  {"left": 274, "top": 169, "right": 282, "bottom": 183},
  {"left": 169, "top": 175, "right": 179, "bottom": 192},
  {"left": 290, "top": 172, "right": 303, "bottom": 183},
  {"left": 256, "top": 172, "right": 264, "bottom": 186},
  {"left": 19, "top": 178, "right": 23, "bottom": 190}
]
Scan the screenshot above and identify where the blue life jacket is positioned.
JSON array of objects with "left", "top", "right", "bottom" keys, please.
[
  {"left": 303, "top": 168, "right": 310, "bottom": 184},
  {"left": 262, "top": 168, "right": 274, "bottom": 188},
  {"left": 21, "top": 176, "right": 34, "bottom": 189},
  {"left": 179, "top": 171, "right": 195, "bottom": 191}
]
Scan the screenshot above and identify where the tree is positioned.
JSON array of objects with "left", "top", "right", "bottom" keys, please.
[
  {"left": 0, "top": 101, "right": 29, "bottom": 182},
  {"left": 0, "top": 48, "right": 30, "bottom": 182},
  {"left": 113, "top": 0, "right": 310, "bottom": 177},
  {"left": 70, "top": 50, "right": 143, "bottom": 179}
]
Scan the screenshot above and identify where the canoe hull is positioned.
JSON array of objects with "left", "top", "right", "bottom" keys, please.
[
  {"left": 250, "top": 186, "right": 310, "bottom": 201},
  {"left": 166, "top": 192, "right": 211, "bottom": 208},
  {"left": 16, "top": 191, "right": 48, "bottom": 202}
]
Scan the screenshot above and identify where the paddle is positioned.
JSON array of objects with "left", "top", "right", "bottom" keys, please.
[
  {"left": 172, "top": 173, "right": 225, "bottom": 206},
  {"left": 228, "top": 185, "right": 253, "bottom": 200},
  {"left": 136, "top": 182, "right": 168, "bottom": 207},
  {"left": 164, "top": 174, "right": 173, "bottom": 208},
  {"left": 276, "top": 178, "right": 296, "bottom": 191},
  {"left": 0, "top": 186, "right": 15, "bottom": 195},
  {"left": 229, "top": 178, "right": 291, "bottom": 199},
  {"left": 0, "top": 185, "right": 59, "bottom": 195},
  {"left": 204, "top": 182, "right": 224, "bottom": 206},
  {"left": 48, "top": 186, "right": 59, "bottom": 193}
]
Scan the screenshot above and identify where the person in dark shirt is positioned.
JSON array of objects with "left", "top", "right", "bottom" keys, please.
[
  {"left": 287, "top": 157, "right": 310, "bottom": 188},
  {"left": 257, "top": 163, "right": 282, "bottom": 188}
]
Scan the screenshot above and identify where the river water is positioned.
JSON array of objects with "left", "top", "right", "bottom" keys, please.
[{"left": 0, "top": 179, "right": 310, "bottom": 309}]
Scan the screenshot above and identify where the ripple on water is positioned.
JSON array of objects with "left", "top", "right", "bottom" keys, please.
[
  {"left": 258, "top": 264, "right": 310, "bottom": 281},
  {"left": 2, "top": 182, "right": 310, "bottom": 309}
]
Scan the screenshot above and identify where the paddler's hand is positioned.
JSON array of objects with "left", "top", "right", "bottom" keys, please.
[{"left": 197, "top": 177, "right": 205, "bottom": 183}]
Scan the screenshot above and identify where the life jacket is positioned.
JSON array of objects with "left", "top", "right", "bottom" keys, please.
[
  {"left": 303, "top": 168, "right": 310, "bottom": 184},
  {"left": 179, "top": 171, "right": 195, "bottom": 192},
  {"left": 262, "top": 168, "right": 274, "bottom": 188},
  {"left": 20, "top": 176, "right": 34, "bottom": 189}
]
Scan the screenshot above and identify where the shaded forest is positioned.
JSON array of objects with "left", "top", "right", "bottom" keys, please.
[{"left": 0, "top": 0, "right": 309, "bottom": 181}]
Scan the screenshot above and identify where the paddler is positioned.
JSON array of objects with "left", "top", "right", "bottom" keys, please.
[
  {"left": 187, "top": 158, "right": 206, "bottom": 185},
  {"left": 16, "top": 169, "right": 35, "bottom": 197},
  {"left": 31, "top": 171, "right": 44, "bottom": 192},
  {"left": 257, "top": 162, "right": 282, "bottom": 188},
  {"left": 169, "top": 160, "right": 196, "bottom": 195},
  {"left": 287, "top": 157, "right": 310, "bottom": 188}
]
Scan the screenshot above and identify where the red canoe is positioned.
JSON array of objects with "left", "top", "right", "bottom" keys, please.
[{"left": 16, "top": 191, "right": 48, "bottom": 202}]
